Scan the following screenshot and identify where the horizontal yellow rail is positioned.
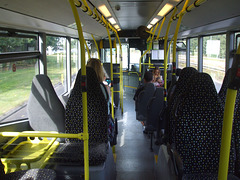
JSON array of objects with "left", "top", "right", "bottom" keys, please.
[
  {"left": 124, "top": 85, "right": 137, "bottom": 89},
  {"left": 0, "top": 131, "right": 88, "bottom": 140}
]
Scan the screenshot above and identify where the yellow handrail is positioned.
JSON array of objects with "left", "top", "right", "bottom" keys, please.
[
  {"left": 104, "top": 20, "right": 114, "bottom": 119},
  {"left": 218, "top": 43, "right": 240, "bottom": 180},
  {"left": 114, "top": 31, "right": 124, "bottom": 113},
  {"left": 0, "top": 131, "right": 87, "bottom": 140},
  {"left": 163, "top": 7, "right": 178, "bottom": 102},
  {"left": 155, "top": 16, "right": 166, "bottom": 41},
  {"left": 69, "top": 0, "right": 89, "bottom": 179},
  {"left": 172, "top": 0, "right": 190, "bottom": 82},
  {"left": 91, "top": 34, "right": 100, "bottom": 59}
]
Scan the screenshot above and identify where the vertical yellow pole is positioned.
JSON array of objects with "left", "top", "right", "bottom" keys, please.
[
  {"left": 163, "top": 7, "right": 177, "bottom": 102},
  {"left": 172, "top": 0, "right": 190, "bottom": 83},
  {"left": 218, "top": 89, "right": 237, "bottom": 180},
  {"left": 115, "top": 31, "right": 124, "bottom": 113},
  {"left": 68, "top": 1, "right": 89, "bottom": 180},
  {"left": 218, "top": 44, "right": 240, "bottom": 180},
  {"left": 114, "top": 38, "right": 117, "bottom": 64},
  {"left": 105, "top": 21, "right": 114, "bottom": 119},
  {"left": 91, "top": 34, "right": 100, "bottom": 60}
]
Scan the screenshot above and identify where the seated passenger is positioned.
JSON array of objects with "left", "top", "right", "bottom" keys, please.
[
  {"left": 133, "top": 71, "right": 153, "bottom": 101},
  {"left": 87, "top": 58, "right": 111, "bottom": 114},
  {"left": 152, "top": 67, "right": 164, "bottom": 87},
  {"left": 87, "top": 58, "right": 116, "bottom": 145}
]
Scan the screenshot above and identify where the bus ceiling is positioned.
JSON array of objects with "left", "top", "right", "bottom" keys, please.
[{"left": 0, "top": 0, "right": 240, "bottom": 40}]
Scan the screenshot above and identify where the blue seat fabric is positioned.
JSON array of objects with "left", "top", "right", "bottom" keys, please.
[
  {"left": 167, "top": 67, "right": 198, "bottom": 144},
  {"left": 174, "top": 73, "right": 235, "bottom": 175},
  {"left": 63, "top": 67, "right": 108, "bottom": 166},
  {"left": 136, "top": 83, "right": 155, "bottom": 121}
]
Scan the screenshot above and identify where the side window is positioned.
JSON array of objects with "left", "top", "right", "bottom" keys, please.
[
  {"left": 190, "top": 38, "right": 198, "bottom": 69},
  {"left": 130, "top": 48, "right": 141, "bottom": 72},
  {"left": 177, "top": 40, "right": 186, "bottom": 69},
  {"left": 0, "top": 32, "right": 38, "bottom": 123},
  {"left": 203, "top": 34, "right": 226, "bottom": 92},
  {"left": 71, "top": 38, "right": 79, "bottom": 84},
  {"left": 46, "top": 36, "right": 67, "bottom": 95}
]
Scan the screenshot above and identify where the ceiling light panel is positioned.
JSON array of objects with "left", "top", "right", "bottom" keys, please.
[
  {"left": 158, "top": 3, "right": 173, "bottom": 17},
  {"left": 150, "top": 18, "right": 159, "bottom": 25},
  {"left": 108, "top": 17, "right": 116, "bottom": 25},
  {"left": 98, "top": 5, "right": 111, "bottom": 18}
]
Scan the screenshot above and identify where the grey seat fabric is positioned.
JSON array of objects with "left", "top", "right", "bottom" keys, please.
[
  {"left": 174, "top": 72, "right": 235, "bottom": 175},
  {"left": 136, "top": 83, "right": 155, "bottom": 121},
  {"left": 0, "top": 159, "right": 56, "bottom": 180},
  {"left": 27, "top": 74, "right": 65, "bottom": 133}
]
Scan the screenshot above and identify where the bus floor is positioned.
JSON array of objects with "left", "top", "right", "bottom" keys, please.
[{"left": 114, "top": 91, "right": 159, "bottom": 180}]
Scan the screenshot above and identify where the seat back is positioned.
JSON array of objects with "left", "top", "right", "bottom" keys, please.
[
  {"left": 136, "top": 83, "right": 155, "bottom": 121},
  {"left": 218, "top": 68, "right": 240, "bottom": 176},
  {"left": 218, "top": 68, "right": 231, "bottom": 106},
  {"left": 27, "top": 74, "right": 65, "bottom": 132},
  {"left": 174, "top": 72, "right": 235, "bottom": 175},
  {"left": 146, "top": 87, "right": 164, "bottom": 130},
  {"left": 167, "top": 67, "right": 198, "bottom": 144},
  {"left": 65, "top": 67, "right": 108, "bottom": 143}
]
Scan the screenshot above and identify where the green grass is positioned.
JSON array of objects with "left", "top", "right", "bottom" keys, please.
[
  {"left": 0, "top": 55, "right": 66, "bottom": 117},
  {"left": 0, "top": 67, "right": 35, "bottom": 116}
]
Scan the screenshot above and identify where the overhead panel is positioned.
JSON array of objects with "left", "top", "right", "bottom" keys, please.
[{"left": 108, "top": 1, "right": 162, "bottom": 30}]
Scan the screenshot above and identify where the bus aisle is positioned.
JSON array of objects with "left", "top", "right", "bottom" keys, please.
[{"left": 115, "top": 90, "right": 159, "bottom": 180}]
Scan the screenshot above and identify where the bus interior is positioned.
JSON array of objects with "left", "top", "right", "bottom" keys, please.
[{"left": 0, "top": 0, "right": 240, "bottom": 179}]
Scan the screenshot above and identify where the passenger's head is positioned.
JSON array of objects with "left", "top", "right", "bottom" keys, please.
[
  {"left": 144, "top": 71, "right": 153, "bottom": 83},
  {"left": 87, "top": 58, "right": 104, "bottom": 82},
  {"left": 153, "top": 67, "right": 160, "bottom": 76}
]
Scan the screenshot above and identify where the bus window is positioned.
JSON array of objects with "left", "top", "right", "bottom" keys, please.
[
  {"left": 0, "top": 59, "right": 38, "bottom": 123},
  {"left": 71, "top": 38, "right": 79, "bottom": 84},
  {"left": 102, "top": 48, "right": 116, "bottom": 63},
  {"left": 235, "top": 33, "right": 240, "bottom": 49},
  {"left": 122, "top": 44, "right": 128, "bottom": 70},
  {"left": 46, "top": 36, "right": 67, "bottom": 95},
  {"left": 130, "top": 48, "right": 141, "bottom": 71},
  {"left": 203, "top": 34, "right": 226, "bottom": 92},
  {"left": 0, "top": 32, "right": 38, "bottom": 123},
  {"left": 178, "top": 40, "right": 186, "bottom": 69},
  {"left": 190, "top": 38, "right": 198, "bottom": 69}
]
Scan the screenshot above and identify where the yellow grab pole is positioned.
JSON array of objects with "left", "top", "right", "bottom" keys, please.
[
  {"left": 218, "top": 89, "right": 237, "bottom": 180},
  {"left": 139, "top": 27, "right": 153, "bottom": 74},
  {"left": 114, "top": 38, "right": 117, "bottom": 64},
  {"left": 163, "top": 7, "right": 178, "bottom": 102},
  {"left": 166, "top": 36, "right": 175, "bottom": 60},
  {"left": 172, "top": 0, "right": 190, "bottom": 84},
  {"left": 91, "top": 34, "right": 100, "bottom": 59},
  {"left": 218, "top": 44, "right": 240, "bottom": 180},
  {"left": 105, "top": 21, "right": 114, "bottom": 119},
  {"left": 69, "top": 0, "right": 89, "bottom": 179},
  {"left": 155, "top": 16, "right": 166, "bottom": 41},
  {"left": 115, "top": 31, "right": 124, "bottom": 113}
]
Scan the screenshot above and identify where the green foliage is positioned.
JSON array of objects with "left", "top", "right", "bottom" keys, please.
[
  {"left": 46, "top": 36, "right": 61, "bottom": 51},
  {"left": 0, "top": 37, "right": 36, "bottom": 53}
]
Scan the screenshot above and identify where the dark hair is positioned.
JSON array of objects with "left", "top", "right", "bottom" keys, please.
[{"left": 144, "top": 71, "right": 153, "bottom": 82}]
